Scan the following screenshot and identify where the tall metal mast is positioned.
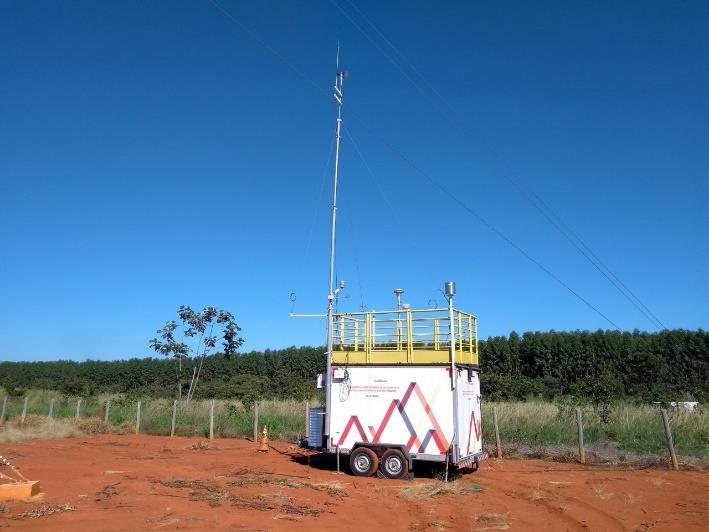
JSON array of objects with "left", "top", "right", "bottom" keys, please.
[{"left": 324, "top": 47, "right": 346, "bottom": 447}]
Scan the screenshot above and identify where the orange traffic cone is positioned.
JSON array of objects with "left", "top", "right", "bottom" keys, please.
[{"left": 258, "top": 425, "right": 269, "bottom": 452}]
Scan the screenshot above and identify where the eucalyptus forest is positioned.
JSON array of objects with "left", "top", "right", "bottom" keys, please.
[{"left": 1, "top": 329, "right": 706, "bottom": 404}]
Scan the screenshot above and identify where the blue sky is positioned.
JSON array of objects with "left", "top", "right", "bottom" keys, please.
[{"left": 1, "top": 1, "right": 707, "bottom": 361}]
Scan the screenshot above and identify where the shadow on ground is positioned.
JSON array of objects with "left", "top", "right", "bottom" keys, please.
[{"left": 288, "top": 445, "right": 480, "bottom": 480}]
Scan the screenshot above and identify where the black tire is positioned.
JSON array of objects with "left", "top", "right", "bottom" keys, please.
[
  {"left": 380, "top": 449, "right": 409, "bottom": 479},
  {"left": 349, "top": 447, "right": 379, "bottom": 477}
]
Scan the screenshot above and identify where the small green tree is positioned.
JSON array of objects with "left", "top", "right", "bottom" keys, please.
[
  {"left": 149, "top": 305, "right": 243, "bottom": 401},
  {"left": 2, "top": 377, "right": 23, "bottom": 397},
  {"left": 59, "top": 378, "right": 95, "bottom": 398}
]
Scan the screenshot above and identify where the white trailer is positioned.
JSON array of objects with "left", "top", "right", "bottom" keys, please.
[{"left": 307, "top": 305, "right": 484, "bottom": 479}]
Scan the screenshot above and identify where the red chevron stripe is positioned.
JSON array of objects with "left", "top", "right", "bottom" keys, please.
[
  {"left": 371, "top": 399, "right": 400, "bottom": 443},
  {"left": 406, "top": 434, "right": 420, "bottom": 451},
  {"left": 336, "top": 380, "right": 450, "bottom": 454},
  {"left": 374, "top": 382, "right": 448, "bottom": 453},
  {"left": 411, "top": 384, "right": 449, "bottom": 450},
  {"left": 337, "top": 415, "right": 369, "bottom": 446},
  {"left": 429, "top": 429, "right": 447, "bottom": 454},
  {"left": 466, "top": 410, "right": 482, "bottom": 455}
]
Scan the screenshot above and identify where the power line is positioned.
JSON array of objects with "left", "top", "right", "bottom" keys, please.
[
  {"left": 347, "top": 119, "right": 621, "bottom": 330},
  {"left": 534, "top": 199, "right": 666, "bottom": 328},
  {"left": 207, "top": 0, "right": 327, "bottom": 97},
  {"left": 300, "top": 135, "right": 336, "bottom": 274},
  {"left": 205, "top": 0, "right": 621, "bottom": 330},
  {"left": 332, "top": 0, "right": 664, "bottom": 330},
  {"left": 342, "top": 214, "right": 366, "bottom": 311},
  {"left": 344, "top": 125, "right": 440, "bottom": 288},
  {"left": 340, "top": 0, "right": 451, "bottom": 105}
]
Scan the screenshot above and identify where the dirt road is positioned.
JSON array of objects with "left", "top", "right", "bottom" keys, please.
[{"left": 0, "top": 435, "right": 706, "bottom": 530}]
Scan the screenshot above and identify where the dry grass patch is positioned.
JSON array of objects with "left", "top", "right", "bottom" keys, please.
[
  {"left": 400, "top": 480, "right": 483, "bottom": 500},
  {"left": 426, "top": 521, "right": 453, "bottom": 529},
  {"left": 647, "top": 476, "right": 668, "bottom": 487},
  {"left": 78, "top": 417, "right": 111, "bottom": 434},
  {"left": 153, "top": 477, "right": 322, "bottom": 515},
  {"left": 227, "top": 469, "right": 347, "bottom": 497},
  {"left": 491, "top": 441, "right": 709, "bottom": 470},
  {"left": 0, "top": 415, "right": 137, "bottom": 443},
  {"left": 529, "top": 488, "right": 545, "bottom": 502},
  {"left": 623, "top": 492, "right": 641, "bottom": 505},
  {"left": 94, "top": 483, "right": 120, "bottom": 501},
  {"left": 592, "top": 484, "right": 614, "bottom": 500},
  {"left": 0, "top": 418, "right": 82, "bottom": 443},
  {"left": 190, "top": 440, "right": 213, "bottom": 451},
  {"left": 475, "top": 512, "right": 510, "bottom": 530},
  {"left": 18, "top": 503, "right": 76, "bottom": 519}
]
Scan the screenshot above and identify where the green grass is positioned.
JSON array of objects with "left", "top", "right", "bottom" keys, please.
[
  {"left": 482, "top": 401, "right": 709, "bottom": 459},
  {"left": 1, "top": 392, "right": 316, "bottom": 441},
  {"left": 2, "top": 392, "right": 707, "bottom": 460}
]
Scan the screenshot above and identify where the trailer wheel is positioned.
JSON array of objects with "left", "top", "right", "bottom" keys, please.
[
  {"left": 349, "top": 447, "right": 379, "bottom": 477},
  {"left": 380, "top": 449, "right": 409, "bottom": 479}
]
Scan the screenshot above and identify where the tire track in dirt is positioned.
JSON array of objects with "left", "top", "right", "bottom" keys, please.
[
  {"left": 482, "top": 474, "right": 627, "bottom": 531},
  {"left": 395, "top": 476, "right": 583, "bottom": 531},
  {"left": 475, "top": 479, "right": 587, "bottom": 531}
]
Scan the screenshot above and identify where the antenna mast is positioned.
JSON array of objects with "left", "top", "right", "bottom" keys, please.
[{"left": 324, "top": 45, "right": 346, "bottom": 446}]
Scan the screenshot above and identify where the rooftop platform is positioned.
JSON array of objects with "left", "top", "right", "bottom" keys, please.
[{"left": 332, "top": 308, "right": 478, "bottom": 365}]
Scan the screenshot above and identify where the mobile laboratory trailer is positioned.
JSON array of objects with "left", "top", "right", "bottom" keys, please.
[
  {"left": 306, "top": 283, "right": 484, "bottom": 479},
  {"left": 302, "top": 62, "right": 484, "bottom": 479}
]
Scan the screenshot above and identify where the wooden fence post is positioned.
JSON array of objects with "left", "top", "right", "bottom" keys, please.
[
  {"left": 305, "top": 400, "right": 310, "bottom": 441},
  {"left": 48, "top": 398, "right": 54, "bottom": 419},
  {"left": 21, "top": 397, "right": 28, "bottom": 423},
  {"left": 209, "top": 399, "right": 215, "bottom": 440},
  {"left": 135, "top": 401, "right": 141, "bottom": 435},
  {"left": 253, "top": 401, "right": 259, "bottom": 443},
  {"left": 104, "top": 400, "right": 111, "bottom": 424},
  {"left": 576, "top": 407, "right": 586, "bottom": 465},
  {"left": 661, "top": 409, "right": 679, "bottom": 471},
  {"left": 492, "top": 406, "right": 502, "bottom": 459},
  {"left": 0, "top": 396, "right": 7, "bottom": 424},
  {"left": 170, "top": 400, "right": 177, "bottom": 437},
  {"left": 75, "top": 399, "right": 82, "bottom": 420}
]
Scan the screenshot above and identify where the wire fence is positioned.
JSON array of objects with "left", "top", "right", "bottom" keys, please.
[
  {"left": 0, "top": 394, "right": 312, "bottom": 441},
  {"left": 1, "top": 394, "right": 704, "bottom": 469}
]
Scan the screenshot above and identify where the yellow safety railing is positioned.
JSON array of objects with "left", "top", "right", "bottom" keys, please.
[{"left": 331, "top": 308, "right": 478, "bottom": 365}]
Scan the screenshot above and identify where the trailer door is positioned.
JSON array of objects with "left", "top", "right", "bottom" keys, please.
[{"left": 456, "top": 367, "right": 482, "bottom": 460}]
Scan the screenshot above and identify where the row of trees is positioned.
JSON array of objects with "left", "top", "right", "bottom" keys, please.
[
  {"left": 1, "top": 329, "right": 706, "bottom": 403},
  {"left": 0, "top": 346, "right": 321, "bottom": 403},
  {"left": 481, "top": 329, "right": 707, "bottom": 402}
]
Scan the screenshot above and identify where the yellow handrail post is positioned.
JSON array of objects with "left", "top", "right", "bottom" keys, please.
[
  {"left": 339, "top": 315, "right": 345, "bottom": 350},
  {"left": 396, "top": 318, "right": 402, "bottom": 351},
  {"left": 364, "top": 313, "right": 371, "bottom": 363},
  {"left": 371, "top": 315, "right": 376, "bottom": 352},
  {"left": 457, "top": 312, "right": 463, "bottom": 351},
  {"left": 434, "top": 319, "right": 440, "bottom": 351},
  {"left": 406, "top": 310, "right": 414, "bottom": 362},
  {"left": 369, "top": 314, "right": 375, "bottom": 363},
  {"left": 354, "top": 319, "right": 359, "bottom": 351},
  {"left": 468, "top": 315, "right": 473, "bottom": 354},
  {"left": 474, "top": 317, "right": 479, "bottom": 364}
]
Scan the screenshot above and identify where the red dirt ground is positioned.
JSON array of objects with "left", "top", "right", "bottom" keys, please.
[{"left": 0, "top": 435, "right": 706, "bottom": 531}]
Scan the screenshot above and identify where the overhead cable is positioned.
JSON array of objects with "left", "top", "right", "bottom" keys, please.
[
  {"left": 332, "top": 0, "right": 664, "bottom": 330},
  {"left": 205, "top": 0, "right": 621, "bottom": 330}
]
